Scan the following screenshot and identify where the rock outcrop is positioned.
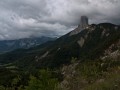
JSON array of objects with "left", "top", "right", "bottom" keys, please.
[
  {"left": 70, "top": 16, "right": 89, "bottom": 36},
  {"left": 77, "top": 37, "right": 85, "bottom": 47},
  {"left": 80, "top": 16, "right": 89, "bottom": 29}
]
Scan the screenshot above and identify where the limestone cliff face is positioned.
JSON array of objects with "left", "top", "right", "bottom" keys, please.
[
  {"left": 80, "top": 16, "right": 88, "bottom": 29},
  {"left": 77, "top": 37, "right": 85, "bottom": 47},
  {"left": 70, "top": 16, "right": 89, "bottom": 36}
]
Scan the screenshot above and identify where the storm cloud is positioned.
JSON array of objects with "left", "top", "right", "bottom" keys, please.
[{"left": 0, "top": 0, "right": 120, "bottom": 40}]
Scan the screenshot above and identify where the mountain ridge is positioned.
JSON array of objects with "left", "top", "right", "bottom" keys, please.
[
  {"left": 0, "top": 36, "right": 56, "bottom": 53},
  {"left": 0, "top": 23, "right": 119, "bottom": 69}
]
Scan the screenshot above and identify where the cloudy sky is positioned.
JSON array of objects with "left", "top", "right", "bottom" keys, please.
[{"left": 0, "top": 0, "right": 120, "bottom": 40}]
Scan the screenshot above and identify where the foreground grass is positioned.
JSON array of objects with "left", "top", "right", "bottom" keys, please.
[
  {"left": 60, "top": 56, "right": 120, "bottom": 90},
  {"left": 84, "top": 67, "right": 120, "bottom": 90},
  {"left": 0, "top": 56, "right": 120, "bottom": 90}
]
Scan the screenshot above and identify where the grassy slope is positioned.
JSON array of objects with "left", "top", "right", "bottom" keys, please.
[{"left": 60, "top": 54, "right": 120, "bottom": 90}]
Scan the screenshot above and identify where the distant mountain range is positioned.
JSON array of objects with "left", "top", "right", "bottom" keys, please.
[{"left": 0, "top": 36, "right": 56, "bottom": 53}]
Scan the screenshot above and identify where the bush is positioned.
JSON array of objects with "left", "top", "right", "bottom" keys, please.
[{"left": 25, "top": 69, "right": 59, "bottom": 90}]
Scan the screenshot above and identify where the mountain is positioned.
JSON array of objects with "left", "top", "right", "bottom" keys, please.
[
  {"left": 0, "top": 23, "right": 119, "bottom": 68},
  {"left": 0, "top": 36, "right": 56, "bottom": 53},
  {"left": 0, "top": 17, "right": 120, "bottom": 89}
]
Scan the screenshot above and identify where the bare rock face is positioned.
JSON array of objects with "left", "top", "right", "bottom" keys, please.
[
  {"left": 70, "top": 16, "right": 89, "bottom": 36},
  {"left": 80, "top": 16, "right": 89, "bottom": 29},
  {"left": 77, "top": 37, "right": 85, "bottom": 47}
]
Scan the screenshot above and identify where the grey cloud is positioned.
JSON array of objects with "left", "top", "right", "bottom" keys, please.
[{"left": 0, "top": 0, "right": 120, "bottom": 40}]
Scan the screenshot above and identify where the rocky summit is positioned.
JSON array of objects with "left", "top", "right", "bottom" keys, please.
[
  {"left": 80, "top": 16, "right": 89, "bottom": 29},
  {"left": 70, "top": 16, "right": 89, "bottom": 36}
]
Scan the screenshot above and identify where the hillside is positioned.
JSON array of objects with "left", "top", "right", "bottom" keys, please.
[
  {"left": 0, "top": 23, "right": 119, "bottom": 68},
  {"left": 0, "top": 22, "right": 119, "bottom": 90}
]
